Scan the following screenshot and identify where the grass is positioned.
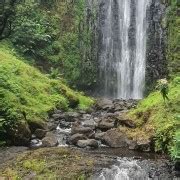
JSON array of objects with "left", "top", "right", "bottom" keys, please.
[
  {"left": 0, "top": 40, "right": 94, "bottom": 141},
  {"left": 0, "top": 147, "right": 95, "bottom": 179},
  {"left": 127, "top": 77, "right": 180, "bottom": 156}
]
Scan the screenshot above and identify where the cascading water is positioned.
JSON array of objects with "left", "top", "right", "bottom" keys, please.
[
  {"left": 93, "top": 158, "right": 150, "bottom": 180},
  {"left": 99, "top": 0, "right": 151, "bottom": 99}
]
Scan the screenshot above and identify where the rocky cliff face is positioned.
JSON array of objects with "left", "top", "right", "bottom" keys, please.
[
  {"left": 145, "top": 0, "right": 168, "bottom": 94},
  {"left": 85, "top": 0, "right": 171, "bottom": 96}
]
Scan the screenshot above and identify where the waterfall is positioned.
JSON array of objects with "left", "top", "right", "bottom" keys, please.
[{"left": 99, "top": 0, "right": 151, "bottom": 99}]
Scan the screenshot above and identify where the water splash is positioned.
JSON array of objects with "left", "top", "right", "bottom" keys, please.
[{"left": 93, "top": 158, "right": 150, "bottom": 180}]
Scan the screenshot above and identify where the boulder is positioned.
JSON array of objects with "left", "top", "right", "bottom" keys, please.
[
  {"left": 71, "top": 121, "right": 94, "bottom": 135},
  {"left": 69, "top": 133, "right": 87, "bottom": 145},
  {"left": 98, "top": 118, "right": 115, "bottom": 130},
  {"left": 77, "top": 139, "right": 99, "bottom": 148},
  {"left": 34, "top": 129, "right": 47, "bottom": 139},
  {"left": 96, "top": 98, "right": 114, "bottom": 110},
  {"left": 71, "top": 126, "right": 94, "bottom": 135},
  {"left": 82, "top": 119, "right": 97, "bottom": 129},
  {"left": 100, "top": 128, "right": 129, "bottom": 148},
  {"left": 42, "top": 132, "right": 58, "bottom": 147},
  {"left": 6, "top": 121, "right": 31, "bottom": 146},
  {"left": 94, "top": 132, "right": 106, "bottom": 141}
]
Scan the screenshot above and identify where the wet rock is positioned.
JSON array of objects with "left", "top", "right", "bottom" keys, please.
[
  {"left": 136, "top": 139, "right": 151, "bottom": 152},
  {"left": 34, "top": 129, "right": 47, "bottom": 139},
  {"left": 82, "top": 114, "right": 92, "bottom": 120},
  {"left": 5, "top": 121, "right": 31, "bottom": 146},
  {"left": 82, "top": 119, "right": 97, "bottom": 129},
  {"left": 101, "top": 128, "right": 129, "bottom": 148},
  {"left": 65, "top": 112, "right": 81, "bottom": 122},
  {"left": 52, "top": 113, "right": 65, "bottom": 121},
  {"left": 71, "top": 125, "right": 94, "bottom": 135},
  {"left": 69, "top": 133, "right": 87, "bottom": 145},
  {"left": 77, "top": 139, "right": 99, "bottom": 148},
  {"left": 94, "top": 117, "right": 101, "bottom": 124},
  {"left": 96, "top": 98, "right": 114, "bottom": 110},
  {"left": 71, "top": 121, "right": 94, "bottom": 135},
  {"left": 42, "top": 132, "right": 58, "bottom": 147},
  {"left": 95, "top": 132, "right": 106, "bottom": 141},
  {"left": 59, "top": 120, "right": 71, "bottom": 128},
  {"left": 47, "top": 122, "right": 57, "bottom": 131},
  {"left": 98, "top": 118, "right": 115, "bottom": 130}
]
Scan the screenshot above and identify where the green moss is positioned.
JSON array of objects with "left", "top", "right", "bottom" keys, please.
[
  {"left": 128, "top": 77, "right": 180, "bottom": 154},
  {"left": 0, "top": 41, "right": 94, "bottom": 125},
  {"left": 78, "top": 94, "right": 95, "bottom": 110},
  {"left": 0, "top": 148, "right": 95, "bottom": 179}
]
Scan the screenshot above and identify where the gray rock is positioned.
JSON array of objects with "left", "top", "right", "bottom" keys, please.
[
  {"left": 65, "top": 112, "right": 81, "bottom": 122},
  {"left": 95, "top": 132, "right": 106, "bottom": 141},
  {"left": 47, "top": 123, "right": 57, "bottom": 131},
  {"left": 69, "top": 133, "right": 87, "bottom": 145},
  {"left": 6, "top": 121, "right": 31, "bottom": 146},
  {"left": 126, "top": 140, "right": 138, "bottom": 150},
  {"left": 82, "top": 114, "right": 92, "bottom": 120},
  {"left": 59, "top": 120, "right": 71, "bottom": 128},
  {"left": 52, "top": 113, "right": 65, "bottom": 120},
  {"left": 71, "top": 126, "right": 94, "bottom": 135},
  {"left": 82, "top": 119, "right": 97, "bottom": 129},
  {"left": 96, "top": 98, "right": 114, "bottom": 110},
  {"left": 71, "top": 121, "right": 94, "bottom": 135},
  {"left": 77, "top": 139, "right": 99, "bottom": 148},
  {"left": 98, "top": 118, "right": 115, "bottom": 130},
  {"left": 42, "top": 132, "right": 58, "bottom": 147},
  {"left": 136, "top": 139, "right": 151, "bottom": 152},
  {"left": 100, "top": 128, "right": 129, "bottom": 148},
  {"left": 34, "top": 129, "right": 47, "bottom": 139}
]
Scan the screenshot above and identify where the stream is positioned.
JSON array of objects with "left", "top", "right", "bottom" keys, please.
[{"left": 1, "top": 99, "right": 179, "bottom": 179}]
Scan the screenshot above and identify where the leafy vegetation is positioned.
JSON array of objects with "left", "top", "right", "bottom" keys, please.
[
  {"left": 0, "top": 41, "right": 94, "bottom": 143},
  {"left": 128, "top": 77, "right": 180, "bottom": 156},
  {"left": 10, "top": 1, "right": 98, "bottom": 88}
]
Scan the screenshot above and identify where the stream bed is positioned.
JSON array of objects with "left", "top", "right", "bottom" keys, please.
[{"left": 1, "top": 99, "right": 179, "bottom": 179}]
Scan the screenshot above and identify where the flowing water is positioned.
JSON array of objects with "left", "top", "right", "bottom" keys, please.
[{"left": 99, "top": 0, "right": 151, "bottom": 99}]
